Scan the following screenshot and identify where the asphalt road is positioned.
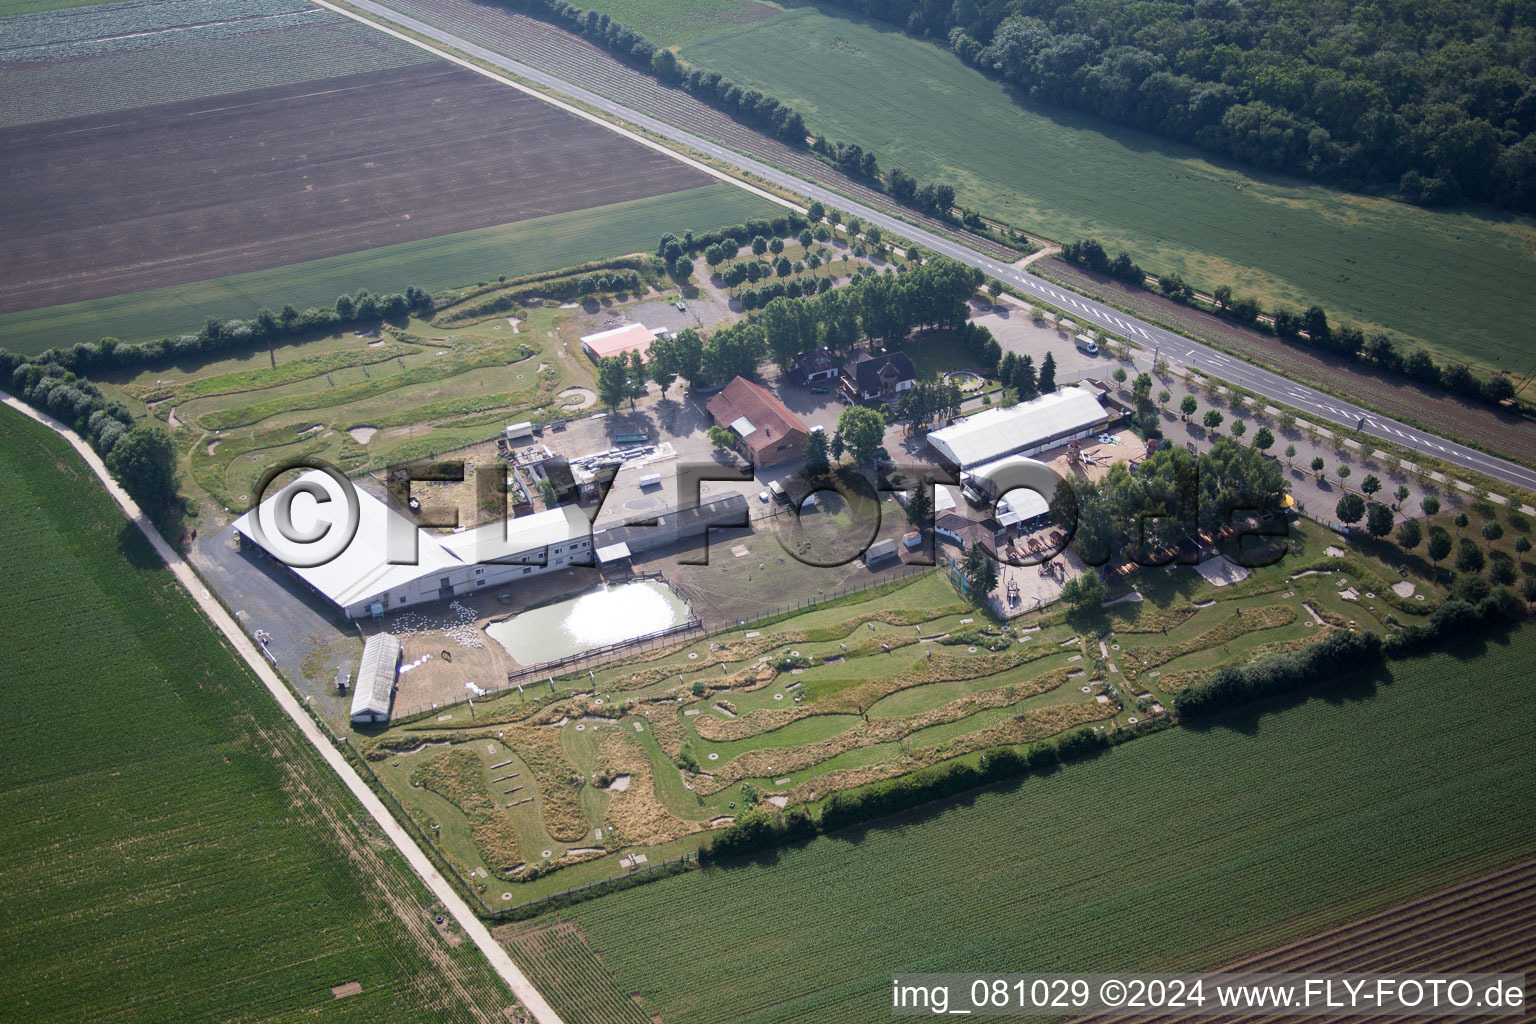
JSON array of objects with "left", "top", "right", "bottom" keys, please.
[{"left": 327, "top": 0, "right": 1536, "bottom": 493}]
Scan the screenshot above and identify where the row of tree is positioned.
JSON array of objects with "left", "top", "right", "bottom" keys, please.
[
  {"left": 5, "top": 356, "right": 177, "bottom": 516},
  {"left": 703, "top": 723, "right": 1122, "bottom": 863},
  {"left": 496, "top": 0, "right": 992, "bottom": 231},
  {"left": 18, "top": 287, "right": 434, "bottom": 379},
  {"left": 819, "top": 0, "right": 1536, "bottom": 214},
  {"left": 1061, "top": 236, "right": 1524, "bottom": 409}
]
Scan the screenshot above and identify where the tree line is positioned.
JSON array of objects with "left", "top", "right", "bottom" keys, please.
[
  {"left": 701, "top": 723, "right": 1132, "bottom": 864},
  {"left": 819, "top": 0, "right": 1536, "bottom": 214},
  {"left": 489, "top": 0, "right": 1023, "bottom": 240},
  {"left": 1060, "top": 237, "right": 1525, "bottom": 409},
  {"left": 0, "top": 285, "right": 432, "bottom": 519}
]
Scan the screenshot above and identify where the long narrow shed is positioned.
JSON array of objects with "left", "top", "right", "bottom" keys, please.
[{"left": 351, "top": 632, "right": 401, "bottom": 724}]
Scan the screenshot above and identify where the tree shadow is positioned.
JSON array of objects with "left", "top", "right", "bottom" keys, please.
[{"left": 117, "top": 520, "right": 162, "bottom": 571}]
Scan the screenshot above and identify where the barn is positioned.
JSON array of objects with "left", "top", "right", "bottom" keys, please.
[
  {"left": 927, "top": 387, "right": 1110, "bottom": 471},
  {"left": 705, "top": 376, "right": 810, "bottom": 466},
  {"left": 351, "top": 632, "right": 401, "bottom": 724},
  {"left": 580, "top": 323, "right": 655, "bottom": 362},
  {"left": 234, "top": 471, "right": 593, "bottom": 619}
]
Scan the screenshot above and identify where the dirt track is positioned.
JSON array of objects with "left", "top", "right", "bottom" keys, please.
[
  {"left": 0, "top": 63, "right": 708, "bottom": 313},
  {"left": 1039, "top": 259, "right": 1536, "bottom": 466}
]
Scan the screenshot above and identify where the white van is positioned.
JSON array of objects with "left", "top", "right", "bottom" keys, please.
[
  {"left": 1074, "top": 334, "right": 1099, "bottom": 356},
  {"left": 638, "top": 473, "right": 662, "bottom": 489}
]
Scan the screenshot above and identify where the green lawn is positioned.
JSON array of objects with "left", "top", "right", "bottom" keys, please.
[
  {"left": 530, "top": 624, "right": 1536, "bottom": 1024},
  {"left": 0, "top": 183, "right": 780, "bottom": 355},
  {"left": 682, "top": 8, "right": 1536, "bottom": 374},
  {"left": 573, "top": 0, "right": 783, "bottom": 45},
  {"left": 0, "top": 407, "right": 513, "bottom": 1023}
]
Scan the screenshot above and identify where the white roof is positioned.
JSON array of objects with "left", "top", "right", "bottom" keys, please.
[
  {"left": 595, "top": 541, "right": 631, "bottom": 563},
  {"left": 928, "top": 387, "right": 1107, "bottom": 467},
  {"left": 995, "top": 489, "right": 1050, "bottom": 527},
  {"left": 233, "top": 472, "right": 588, "bottom": 610},
  {"left": 352, "top": 632, "right": 400, "bottom": 719},
  {"left": 730, "top": 416, "right": 756, "bottom": 437}
]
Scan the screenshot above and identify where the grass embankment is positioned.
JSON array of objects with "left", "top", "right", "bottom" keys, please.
[
  {"left": 0, "top": 406, "right": 512, "bottom": 1023},
  {"left": 682, "top": 8, "right": 1536, "bottom": 373},
  {"left": 0, "top": 183, "right": 779, "bottom": 354},
  {"left": 536, "top": 624, "right": 1536, "bottom": 1024}
]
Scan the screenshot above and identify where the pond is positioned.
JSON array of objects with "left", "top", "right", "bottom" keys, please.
[{"left": 485, "top": 579, "right": 693, "bottom": 666}]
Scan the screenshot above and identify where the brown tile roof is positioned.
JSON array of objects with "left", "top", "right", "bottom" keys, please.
[{"left": 705, "top": 377, "right": 810, "bottom": 464}]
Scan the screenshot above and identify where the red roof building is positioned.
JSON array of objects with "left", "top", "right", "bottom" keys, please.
[{"left": 705, "top": 377, "right": 810, "bottom": 466}]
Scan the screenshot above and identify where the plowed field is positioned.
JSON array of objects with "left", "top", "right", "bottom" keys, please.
[{"left": 0, "top": 62, "right": 710, "bottom": 312}]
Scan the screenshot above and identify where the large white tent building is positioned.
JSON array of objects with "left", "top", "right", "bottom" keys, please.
[
  {"left": 927, "top": 387, "right": 1111, "bottom": 471},
  {"left": 234, "top": 471, "right": 592, "bottom": 619}
]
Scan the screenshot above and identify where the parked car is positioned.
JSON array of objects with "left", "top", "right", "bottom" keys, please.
[{"left": 809, "top": 386, "right": 829, "bottom": 394}]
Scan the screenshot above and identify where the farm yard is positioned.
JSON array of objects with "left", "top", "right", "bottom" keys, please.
[
  {"left": 678, "top": 6, "right": 1536, "bottom": 374},
  {"left": 0, "top": 61, "right": 717, "bottom": 315},
  {"left": 508, "top": 624, "right": 1536, "bottom": 1024},
  {"left": 0, "top": 407, "right": 517, "bottom": 1023},
  {"left": 355, "top": 512, "right": 1486, "bottom": 907}
]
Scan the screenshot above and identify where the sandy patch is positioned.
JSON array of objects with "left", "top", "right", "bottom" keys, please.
[
  {"left": 204, "top": 440, "right": 219, "bottom": 455},
  {"left": 606, "top": 774, "right": 631, "bottom": 791},
  {"left": 766, "top": 795, "right": 788, "bottom": 808},
  {"left": 1302, "top": 603, "right": 1326, "bottom": 625},
  {"left": 166, "top": 406, "right": 182, "bottom": 429},
  {"left": 348, "top": 426, "right": 377, "bottom": 444},
  {"left": 558, "top": 386, "right": 597, "bottom": 410},
  {"left": 1392, "top": 581, "right": 1416, "bottom": 598},
  {"left": 1325, "top": 545, "right": 1347, "bottom": 558},
  {"left": 331, "top": 982, "right": 362, "bottom": 999},
  {"left": 1195, "top": 555, "right": 1250, "bottom": 587},
  {"left": 506, "top": 316, "right": 521, "bottom": 332}
]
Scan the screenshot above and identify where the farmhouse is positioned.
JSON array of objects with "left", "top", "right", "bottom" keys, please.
[
  {"left": 580, "top": 323, "right": 655, "bottom": 362},
  {"left": 927, "top": 387, "right": 1110, "bottom": 472},
  {"left": 351, "top": 633, "right": 401, "bottom": 724},
  {"left": 706, "top": 377, "right": 810, "bottom": 466},
  {"left": 792, "top": 347, "right": 841, "bottom": 384},
  {"left": 842, "top": 350, "right": 916, "bottom": 403},
  {"left": 234, "top": 471, "right": 593, "bottom": 619}
]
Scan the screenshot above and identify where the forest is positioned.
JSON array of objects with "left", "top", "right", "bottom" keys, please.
[{"left": 819, "top": 0, "right": 1536, "bottom": 213}]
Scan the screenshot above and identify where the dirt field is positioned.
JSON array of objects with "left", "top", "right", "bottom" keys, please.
[
  {"left": 1038, "top": 259, "right": 1536, "bottom": 464},
  {"left": 1070, "top": 855, "right": 1536, "bottom": 1024},
  {"left": 0, "top": 63, "right": 710, "bottom": 312}
]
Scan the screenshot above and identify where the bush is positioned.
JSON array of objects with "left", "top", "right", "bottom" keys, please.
[
  {"left": 1172, "top": 630, "right": 1383, "bottom": 717},
  {"left": 1383, "top": 589, "right": 1522, "bottom": 657}
]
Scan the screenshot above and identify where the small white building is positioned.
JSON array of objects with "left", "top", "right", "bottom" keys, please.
[
  {"left": 351, "top": 632, "right": 401, "bottom": 724},
  {"left": 927, "top": 387, "right": 1110, "bottom": 471}
]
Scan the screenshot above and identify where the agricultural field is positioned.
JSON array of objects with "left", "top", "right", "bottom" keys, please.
[
  {"left": 0, "top": 62, "right": 713, "bottom": 314},
  {"left": 680, "top": 7, "right": 1536, "bottom": 374},
  {"left": 0, "top": 407, "right": 516, "bottom": 1023},
  {"left": 0, "top": 0, "right": 433, "bottom": 127},
  {"left": 572, "top": 0, "right": 782, "bottom": 45},
  {"left": 513, "top": 623, "right": 1536, "bottom": 1024},
  {"left": 358, "top": 517, "right": 1452, "bottom": 905},
  {"left": 0, "top": 183, "right": 779, "bottom": 354}
]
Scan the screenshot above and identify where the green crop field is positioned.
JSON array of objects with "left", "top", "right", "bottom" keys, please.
[
  {"left": 0, "top": 0, "right": 105, "bottom": 14},
  {"left": 507, "top": 625, "right": 1536, "bottom": 1024},
  {"left": 576, "top": 0, "right": 783, "bottom": 45},
  {"left": 0, "top": 407, "right": 514, "bottom": 1023},
  {"left": 0, "top": 183, "right": 780, "bottom": 356},
  {"left": 681, "top": 8, "right": 1536, "bottom": 374}
]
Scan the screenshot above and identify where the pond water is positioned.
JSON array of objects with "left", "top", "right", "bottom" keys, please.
[{"left": 485, "top": 580, "right": 692, "bottom": 665}]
